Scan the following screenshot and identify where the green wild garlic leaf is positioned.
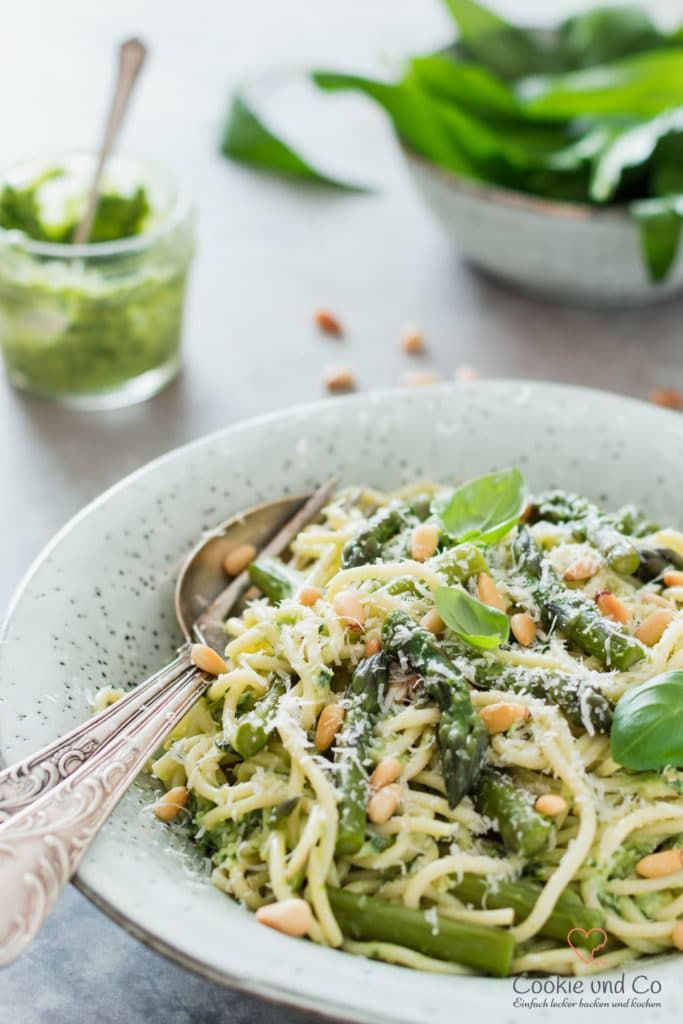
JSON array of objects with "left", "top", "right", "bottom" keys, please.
[
  {"left": 220, "top": 92, "right": 364, "bottom": 191},
  {"left": 589, "top": 109, "right": 683, "bottom": 203},
  {"left": 631, "top": 195, "right": 683, "bottom": 281},
  {"left": 408, "top": 55, "right": 520, "bottom": 118},
  {"left": 517, "top": 50, "right": 683, "bottom": 121},
  {"left": 313, "top": 71, "right": 485, "bottom": 179},
  {"left": 442, "top": 0, "right": 556, "bottom": 80},
  {"left": 558, "top": 6, "right": 664, "bottom": 69}
]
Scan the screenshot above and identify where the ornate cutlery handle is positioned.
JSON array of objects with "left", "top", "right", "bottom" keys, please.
[
  {"left": 0, "top": 662, "right": 207, "bottom": 966},
  {"left": 0, "top": 649, "right": 192, "bottom": 822}
]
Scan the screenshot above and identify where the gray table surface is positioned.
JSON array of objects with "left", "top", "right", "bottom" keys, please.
[{"left": 1, "top": 1, "right": 681, "bottom": 1022}]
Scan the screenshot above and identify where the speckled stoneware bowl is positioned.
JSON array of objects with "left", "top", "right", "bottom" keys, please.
[
  {"left": 401, "top": 146, "right": 683, "bottom": 306},
  {"left": 1, "top": 382, "right": 681, "bottom": 1024}
]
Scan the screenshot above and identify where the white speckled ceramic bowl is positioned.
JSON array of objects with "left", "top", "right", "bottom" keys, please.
[
  {"left": 401, "top": 146, "right": 683, "bottom": 307},
  {"left": 0, "top": 382, "right": 681, "bottom": 1023}
]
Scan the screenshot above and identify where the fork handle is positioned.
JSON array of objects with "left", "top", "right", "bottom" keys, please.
[
  {"left": 0, "top": 661, "right": 207, "bottom": 966},
  {"left": 0, "top": 648, "right": 192, "bottom": 822}
]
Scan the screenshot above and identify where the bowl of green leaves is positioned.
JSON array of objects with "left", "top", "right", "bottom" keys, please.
[{"left": 223, "top": 1, "right": 683, "bottom": 306}]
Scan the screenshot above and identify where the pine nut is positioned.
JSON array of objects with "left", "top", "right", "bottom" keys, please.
[
  {"left": 672, "top": 922, "right": 683, "bottom": 951},
  {"left": 333, "top": 589, "right": 365, "bottom": 630},
  {"left": 455, "top": 365, "right": 480, "bottom": 383},
  {"left": 649, "top": 387, "right": 683, "bottom": 410},
  {"left": 642, "top": 592, "right": 670, "bottom": 607},
  {"left": 367, "top": 782, "right": 401, "bottom": 824},
  {"left": 535, "top": 794, "right": 567, "bottom": 817},
  {"left": 154, "top": 786, "right": 189, "bottom": 822},
  {"left": 636, "top": 849, "right": 683, "bottom": 879},
  {"left": 314, "top": 309, "right": 343, "bottom": 336},
  {"left": 365, "top": 636, "right": 382, "bottom": 656},
  {"left": 410, "top": 523, "right": 439, "bottom": 562},
  {"left": 402, "top": 370, "right": 440, "bottom": 388},
  {"left": 401, "top": 329, "right": 425, "bottom": 355},
  {"left": 480, "top": 702, "right": 530, "bottom": 735},
  {"left": 255, "top": 898, "right": 313, "bottom": 937},
  {"left": 636, "top": 608, "right": 675, "bottom": 646},
  {"left": 663, "top": 570, "right": 683, "bottom": 588},
  {"left": 564, "top": 557, "right": 600, "bottom": 582},
  {"left": 370, "top": 757, "right": 402, "bottom": 790},
  {"left": 315, "top": 703, "right": 345, "bottom": 751},
  {"left": 595, "top": 590, "right": 631, "bottom": 625},
  {"left": 510, "top": 612, "right": 536, "bottom": 646},
  {"left": 191, "top": 643, "right": 228, "bottom": 676},
  {"left": 420, "top": 608, "right": 444, "bottom": 634},
  {"left": 298, "top": 586, "right": 323, "bottom": 607},
  {"left": 324, "top": 366, "right": 356, "bottom": 393},
  {"left": 477, "top": 572, "right": 505, "bottom": 612},
  {"left": 223, "top": 543, "right": 257, "bottom": 577}
]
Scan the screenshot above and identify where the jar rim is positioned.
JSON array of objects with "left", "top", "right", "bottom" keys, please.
[{"left": 0, "top": 151, "right": 193, "bottom": 259}]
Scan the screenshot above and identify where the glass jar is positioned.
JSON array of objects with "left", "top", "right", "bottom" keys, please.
[{"left": 0, "top": 153, "right": 194, "bottom": 409}]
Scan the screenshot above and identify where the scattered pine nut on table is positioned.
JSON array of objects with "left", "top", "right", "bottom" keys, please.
[
  {"left": 314, "top": 308, "right": 343, "bottom": 336},
  {"left": 324, "top": 366, "right": 355, "bottom": 393}
]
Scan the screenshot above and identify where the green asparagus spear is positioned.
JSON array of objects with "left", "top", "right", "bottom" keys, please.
[
  {"left": 265, "top": 796, "right": 300, "bottom": 829},
  {"left": 512, "top": 528, "right": 646, "bottom": 671},
  {"left": 612, "top": 504, "right": 660, "bottom": 538},
  {"left": 381, "top": 610, "right": 488, "bottom": 807},
  {"left": 327, "top": 886, "right": 515, "bottom": 976},
  {"left": 472, "top": 661, "right": 613, "bottom": 734},
  {"left": 233, "top": 679, "right": 287, "bottom": 758},
  {"left": 248, "top": 557, "right": 299, "bottom": 604},
  {"left": 341, "top": 504, "right": 410, "bottom": 568},
  {"left": 474, "top": 767, "right": 554, "bottom": 857},
  {"left": 406, "top": 493, "right": 433, "bottom": 521},
  {"left": 430, "top": 542, "right": 489, "bottom": 584},
  {"left": 634, "top": 546, "right": 683, "bottom": 582},
  {"left": 587, "top": 521, "right": 640, "bottom": 576},
  {"left": 382, "top": 542, "right": 488, "bottom": 600},
  {"left": 529, "top": 491, "right": 640, "bottom": 575},
  {"left": 335, "top": 652, "right": 389, "bottom": 856},
  {"left": 450, "top": 874, "right": 607, "bottom": 946}
]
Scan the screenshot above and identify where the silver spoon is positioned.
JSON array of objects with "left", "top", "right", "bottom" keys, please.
[
  {"left": 0, "top": 478, "right": 338, "bottom": 965},
  {"left": 72, "top": 37, "right": 147, "bottom": 246}
]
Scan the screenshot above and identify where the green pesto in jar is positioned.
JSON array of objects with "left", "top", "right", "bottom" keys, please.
[
  {"left": 0, "top": 167, "right": 151, "bottom": 243},
  {"left": 0, "top": 165, "right": 192, "bottom": 400}
]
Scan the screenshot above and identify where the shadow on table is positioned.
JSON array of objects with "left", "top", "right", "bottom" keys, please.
[
  {"left": 454, "top": 255, "right": 683, "bottom": 396},
  {"left": 1, "top": 886, "right": 328, "bottom": 1024}
]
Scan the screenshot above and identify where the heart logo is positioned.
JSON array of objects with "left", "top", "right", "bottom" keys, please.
[{"left": 566, "top": 927, "right": 608, "bottom": 964}]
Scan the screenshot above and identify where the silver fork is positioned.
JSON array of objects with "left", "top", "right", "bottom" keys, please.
[{"left": 0, "top": 479, "right": 337, "bottom": 965}]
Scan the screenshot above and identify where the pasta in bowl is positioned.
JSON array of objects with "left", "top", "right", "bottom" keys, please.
[{"left": 143, "top": 470, "right": 683, "bottom": 978}]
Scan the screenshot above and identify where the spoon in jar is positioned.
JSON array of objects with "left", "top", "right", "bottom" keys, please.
[
  {"left": 72, "top": 37, "right": 147, "bottom": 245},
  {"left": 0, "top": 477, "right": 338, "bottom": 965}
]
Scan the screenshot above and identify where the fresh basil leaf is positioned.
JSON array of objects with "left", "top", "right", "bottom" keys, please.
[
  {"left": 437, "top": 467, "right": 526, "bottom": 544},
  {"left": 517, "top": 51, "right": 683, "bottom": 121},
  {"left": 558, "top": 6, "right": 664, "bottom": 69},
  {"left": 611, "top": 670, "right": 683, "bottom": 769},
  {"left": 631, "top": 195, "right": 683, "bottom": 281},
  {"left": 220, "top": 92, "right": 364, "bottom": 191},
  {"left": 435, "top": 585, "right": 510, "bottom": 650}
]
